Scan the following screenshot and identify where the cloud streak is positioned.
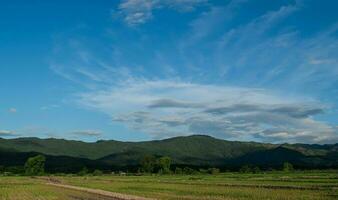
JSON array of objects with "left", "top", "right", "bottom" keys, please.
[
  {"left": 8, "top": 108, "right": 17, "bottom": 113},
  {"left": 0, "top": 130, "right": 17, "bottom": 137},
  {"left": 115, "top": 0, "right": 207, "bottom": 25},
  {"left": 71, "top": 130, "right": 102, "bottom": 137}
]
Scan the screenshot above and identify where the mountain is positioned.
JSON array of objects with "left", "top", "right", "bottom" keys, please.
[{"left": 0, "top": 135, "right": 337, "bottom": 172}]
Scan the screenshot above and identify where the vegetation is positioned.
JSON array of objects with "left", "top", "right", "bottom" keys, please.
[
  {"left": 0, "top": 135, "right": 336, "bottom": 173},
  {"left": 1, "top": 171, "right": 334, "bottom": 200},
  {"left": 283, "top": 161, "right": 294, "bottom": 172},
  {"left": 93, "top": 169, "right": 103, "bottom": 176},
  {"left": 77, "top": 167, "right": 88, "bottom": 176},
  {"left": 24, "top": 155, "right": 46, "bottom": 176},
  {"left": 0, "top": 177, "right": 115, "bottom": 200},
  {"left": 140, "top": 155, "right": 156, "bottom": 173},
  {"left": 60, "top": 171, "right": 338, "bottom": 199},
  {"left": 158, "top": 156, "right": 172, "bottom": 174}
]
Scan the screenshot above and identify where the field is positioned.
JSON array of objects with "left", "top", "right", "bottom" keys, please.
[{"left": 0, "top": 171, "right": 337, "bottom": 200}]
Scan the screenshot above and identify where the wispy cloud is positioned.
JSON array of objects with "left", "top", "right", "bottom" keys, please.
[
  {"left": 74, "top": 78, "right": 336, "bottom": 143},
  {"left": 178, "top": 1, "right": 338, "bottom": 100},
  {"left": 0, "top": 130, "right": 17, "bottom": 137},
  {"left": 115, "top": 0, "right": 207, "bottom": 26},
  {"left": 71, "top": 130, "right": 101, "bottom": 137},
  {"left": 49, "top": 0, "right": 338, "bottom": 143},
  {"left": 40, "top": 104, "right": 60, "bottom": 111},
  {"left": 8, "top": 108, "right": 17, "bottom": 113}
]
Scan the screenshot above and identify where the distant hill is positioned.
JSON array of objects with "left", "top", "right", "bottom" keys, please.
[{"left": 0, "top": 135, "right": 337, "bottom": 172}]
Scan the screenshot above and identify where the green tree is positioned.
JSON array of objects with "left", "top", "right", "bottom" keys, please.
[
  {"left": 140, "top": 155, "right": 156, "bottom": 173},
  {"left": 239, "top": 165, "right": 251, "bottom": 173},
  {"left": 252, "top": 166, "right": 261, "bottom": 174},
  {"left": 24, "top": 155, "right": 46, "bottom": 176},
  {"left": 93, "top": 169, "right": 103, "bottom": 176},
  {"left": 283, "top": 162, "right": 294, "bottom": 172},
  {"left": 158, "top": 156, "right": 172, "bottom": 174},
  {"left": 175, "top": 167, "right": 183, "bottom": 174},
  {"left": 208, "top": 168, "right": 220, "bottom": 175},
  {"left": 199, "top": 168, "right": 208, "bottom": 174},
  {"left": 77, "top": 167, "right": 89, "bottom": 176},
  {"left": 183, "top": 167, "right": 195, "bottom": 175}
]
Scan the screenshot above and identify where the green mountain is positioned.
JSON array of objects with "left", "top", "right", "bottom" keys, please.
[{"left": 0, "top": 135, "right": 337, "bottom": 172}]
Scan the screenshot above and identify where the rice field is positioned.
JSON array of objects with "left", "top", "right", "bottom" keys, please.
[
  {"left": 0, "top": 177, "right": 115, "bottom": 200},
  {"left": 1, "top": 171, "right": 337, "bottom": 200}
]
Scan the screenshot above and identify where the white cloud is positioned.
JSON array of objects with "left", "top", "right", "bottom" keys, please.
[
  {"left": 115, "top": 0, "right": 207, "bottom": 25},
  {"left": 0, "top": 130, "right": 16, "bottom": 137},
  {"left": 40, "top": 104, "right": 60, "bottom": 111},
  {"left": 50, "top": 1, "right": 338, "bottom": 144},
  {"left": 71, "top": 130, "right": 101, "bottom": 137},
  {"left": 179, "top": 1, "right": 338, "bottom": 98},
  {"left": 8, "top": 108, "right": 17, "bottom": 113},
  {"left": 75, "top": 78, "right": 337, "bottom": 143}
]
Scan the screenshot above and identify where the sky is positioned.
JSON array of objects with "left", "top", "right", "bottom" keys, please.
[{"left": 0, "top": 0, "right": 337, "bottom": 144}]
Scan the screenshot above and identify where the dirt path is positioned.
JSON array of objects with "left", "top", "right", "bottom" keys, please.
[{"left": 42, "top": 179, "right": 154, "bottom": 200}]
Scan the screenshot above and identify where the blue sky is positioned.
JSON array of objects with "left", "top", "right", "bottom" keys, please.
[{"left": 0, "top": 0, "right": 337, "bottom": 143}]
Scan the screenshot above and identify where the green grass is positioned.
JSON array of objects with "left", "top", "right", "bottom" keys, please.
[
  {"left": 59, "top": 171, "right": 338, "bottom": 200},
  {"left": 1, "top": 171, "right": 337, "bottom": 200},
  {"left": 0, "top": 177, "right": 110, "bottom": 200}
]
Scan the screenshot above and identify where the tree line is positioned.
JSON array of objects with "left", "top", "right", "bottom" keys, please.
[{"left": 0, "top": 154, "right": 295, "bottom": 176}]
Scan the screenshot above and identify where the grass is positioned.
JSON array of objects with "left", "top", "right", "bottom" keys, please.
[
  {"left": 0, "top": 177, "right": 111, "bottom": 200},
  {"left": 59, "top": 170, "right": 338, "bottom": 200},
  {"left": 0, "top": 171, "right": 337, "bottom": 200}
]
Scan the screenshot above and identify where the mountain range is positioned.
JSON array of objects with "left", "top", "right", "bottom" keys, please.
[{"left": 0, "top": 135, "right": 337, "bottom": 173}]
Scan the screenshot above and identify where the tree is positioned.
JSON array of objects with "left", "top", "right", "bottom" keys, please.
[
  {"left": 24, "top": 155, "right": 46, "bottom": 176},
  {"left": 183, "top": 167, "right": 195, "bottom": 175},
  {"left": 252, "top": 166, "right": 261, "bottom": 174},
  {"left": 283, "top": 162, "right": 294, "bottom": 172},
  {"left": 77, "top": 167, "right": 89, "bottom": 176},
  {"left": 208, "top": 168, "right": 220, "bottom": 175},
  {"left": 140, "top": 155, "right": 156, "bottom": 173},
  {"left": 158, "top": 156, "right": 171, "bottom": 174},
  {"left": 175, "top": 167, "right": 183, "bottom": 174},
  {"left": 239, "top": 165, "right": 251, "bottom": 173},
  {"left": 93, "top": 169, "right": 103, "bottom": 176}
]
